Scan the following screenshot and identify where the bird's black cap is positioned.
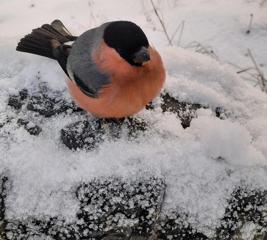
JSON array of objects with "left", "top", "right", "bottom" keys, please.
[{"left": 103, "top": 21, "right": 149, "bottom": 66}]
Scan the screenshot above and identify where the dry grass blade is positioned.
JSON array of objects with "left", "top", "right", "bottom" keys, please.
[
  {"left": 177, "top": 21, "right": 184, "bottom": 46},
  {"left": 247, "top": 49, "right": 267, "bottom": 92},
  {"left": 228, "top": 61, "right": 264, "bottom": 86},
  {"left": 170, "top": 20, "right": 185, "bottom": 46},
  {"left": 185, "top": 41, "right": 218, "bottom": 60},
  {"left": 149, "top": 0, "right": 172, "bottom": 46},
  {"left": 246, "top": 13, "right": 253, "bottom": 34},
  {"left": 236, "top": 67, "right": 254, "bottom": 74}
]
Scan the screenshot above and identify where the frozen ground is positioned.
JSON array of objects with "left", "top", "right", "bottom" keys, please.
[{"left": 0, "top": 0, "right": 267, "bottom": 238}]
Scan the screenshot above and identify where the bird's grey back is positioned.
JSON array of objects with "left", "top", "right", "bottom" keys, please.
[{"left": 66, "top": 23, "right": 110, "bottom": 97}]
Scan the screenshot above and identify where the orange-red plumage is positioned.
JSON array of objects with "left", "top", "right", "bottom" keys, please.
[{"left": 68, "top": 42, "right": 165, "bottom": 118}]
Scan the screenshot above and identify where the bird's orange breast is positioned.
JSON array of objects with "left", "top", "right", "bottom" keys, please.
[{"left": 68, "top": 43, "right": 165, "bottom": 118}]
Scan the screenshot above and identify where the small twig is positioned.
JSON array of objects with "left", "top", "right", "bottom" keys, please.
[
  {"left": 185, "top": 41, "right": 218, "bottom": 60},
  {"left": 247, "top": 49, "right": 267, "bottom": 92},
  {"left": 228, "top": 61, "right": 264, "bottom": 83},
  {"left": 170, "top": 22, "right": 181, "bottom": 41},
  {"left": 236, "top": 67, "right": 254, "bottom": 74},
  {"left": 246, "top": 13, "right": 253, "bottom": 34},
  {"left": 253, "top": 82, "right": 260, "bottom": 87},
  {"left": 177, "top": 21, "right": 184, "bottom": 46},
  {"left": 243, "top": 71, "right": 262, "bottom": 81},
  {"left": 149, "top": 0, "right": 172, "bottom": 45},
  {"left": 170, "top": 20, "right": 185, "bottom": 46}
]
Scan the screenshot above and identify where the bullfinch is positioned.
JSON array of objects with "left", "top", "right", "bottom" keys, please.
[{"left": 16, "top": 20, "right": 165, "bottom": 119}]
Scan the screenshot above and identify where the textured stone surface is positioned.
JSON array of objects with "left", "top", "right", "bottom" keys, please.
[
  {"left": 8, "top": 89, "right": 28, "bottom": 110},
  {"left": 17, "top": 118, "right": 42, "bottom": 136},
  {"left": 216, "top": 186, "right": 267, "bottom": 240},
  {"left": 156, "top": 214, "right": 209, "bottom": 240},
  {"left": 61, "top": 117, "right": 147, "bottom": 150},
  {"left": 75, "top": 178, "right": 165, "bottom": 239},
  {"left": 1, "top": 176, "right": 266, "bottom": 239},
  {"left": 0, "top": 176, "right": 8, "bottom": 240},
  {"left": 27, "top": 94, "right": 83, "bottom": 117},
  {"left": 6, "top": 89, "right": 207, "bottom": 148},
  {"left": 61, "top": 118, "right": 120, "bottom": 150},
  {"left": 2, "top": 177, "right": 166, "bottom": 240},
  {"left": 2, "top": 89, "right": 267, "bottom": 239},
  {"left": 161, "top": 93, "right": 201, "bottom": 128}
]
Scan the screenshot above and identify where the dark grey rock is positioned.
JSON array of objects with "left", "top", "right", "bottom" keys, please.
[
  {"left": 3, "top": 177, "right": 166, "bottom": 240},
  {"left": 5, "top": 217, "right": 79, "bottom": 240},
  {"left": 156, "top": 214, "right": 209, "bottom": 240},
  {"left": 215, "top": 186, "right": 267, "bottom": 240},
  {"left": 27, "top": 94, "right": 83, "bottom": 117},
  {"left": 124, "top": 117, "right": 147, "bottom": 138},
  {"left": 0, "top": 175, "right": 8, "bottom": 239},
  {"left": 17, "top": 119, "right": 42, "bottom": 136},
  {"left": 61, "top": 117, "right": 147, "bottom": 150},
  {"left": 76, "top": 178, "right": 165, "bottom": 239},
  {"left": 1, "top": 176, "right": 266, "bottom": 239},
  {"left": 61, "top": 119, "right": 111, "bottom": 150},
  {"left": 8, "top": 89, "right": 28, "bottom": 110},
  {"left": 8, "top": 96, "right": 22, "bottom": 110},
  {"left": 160, "top": 93, "right": 230, "bottom": 128},
  {"left": 161, "top": 93, "right": 201, "bottom": 128},
  {"left": 8, "top": 88, "right": 84, "bottom": 117}
]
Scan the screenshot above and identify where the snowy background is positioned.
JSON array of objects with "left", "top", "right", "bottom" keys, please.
[{"left": 0, "top": 0, "right": 267, "bottom": 238}]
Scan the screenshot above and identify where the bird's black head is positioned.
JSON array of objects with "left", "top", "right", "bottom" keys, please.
[{"left": 103, "top": 21, "right": 150, "bottom": 66}]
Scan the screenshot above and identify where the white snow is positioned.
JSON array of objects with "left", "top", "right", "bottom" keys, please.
[{"left": 0, "top": 0, "right": 267, "bottom": 238}]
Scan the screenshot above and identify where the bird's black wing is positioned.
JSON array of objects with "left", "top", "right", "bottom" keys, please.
[{"left": 17, "top": 19, "right": 78, "bottom": 77}]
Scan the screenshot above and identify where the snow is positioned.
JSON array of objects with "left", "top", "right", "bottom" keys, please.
[
  {"left": 0, "top": 0, "right": 267, "bottom": 238},
  {"left": 241, "top": 221, "right": 258, "bottom": 240}
]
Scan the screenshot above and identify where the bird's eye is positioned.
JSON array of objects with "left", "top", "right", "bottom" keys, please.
[{"left": 117, "top": 48, "right": 124, "bottom": 54}]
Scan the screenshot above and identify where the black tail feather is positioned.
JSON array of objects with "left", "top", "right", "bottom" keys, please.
[
  {"left": 16, "top": 20, "right": 77, "bottom": 60},
  {"left": 51, "top": 20, "right": 73, "bottom": 36}
]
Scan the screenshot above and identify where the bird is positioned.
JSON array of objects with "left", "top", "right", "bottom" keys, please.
[{"left": 16, "top": 20, "right": 165, "bottom": 120}]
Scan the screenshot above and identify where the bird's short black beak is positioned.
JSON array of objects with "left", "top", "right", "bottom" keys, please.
[{"left": 132, "top": 46, "right": 150, "bottom": 65}]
